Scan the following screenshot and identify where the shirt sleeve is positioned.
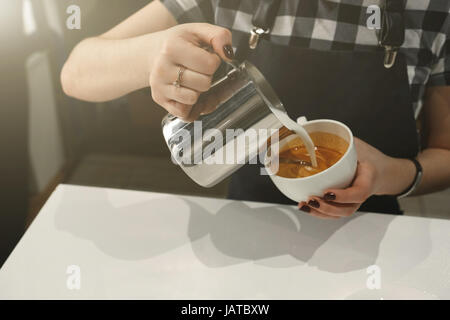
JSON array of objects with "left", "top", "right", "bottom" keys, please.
[
  {"left": 428, "top": 36, "right": 450, "bottom": 87},
  {"left": 160, "top": 0, "right": 215, "bottom": 24}
]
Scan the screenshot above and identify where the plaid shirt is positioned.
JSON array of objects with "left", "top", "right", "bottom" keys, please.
[{"left": 161, "top": 0, "right": 450, "bottom": 117}]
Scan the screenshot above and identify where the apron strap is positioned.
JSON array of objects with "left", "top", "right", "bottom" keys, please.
[
  {"left": 249, "top": 0, "right": 282, "bottom": 49},
  {"left": 378, "top": 0, "right": 406, "bottom": 68},
  {"left": 252, "top": 0, "right": 282, "bottom": 30},
  {"left": 236, "top": 0, "right": 406, "bottom": 68},
  {"left": 235, "top": 0, "right": 281, "bottom": 61}
]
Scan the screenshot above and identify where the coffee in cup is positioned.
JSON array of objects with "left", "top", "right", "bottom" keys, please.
[
  {"left": 274, "top": 131, "right": 349, "bottom": 178},
  {"left": 264, "top": 118, "right": 357, "bottom": 203}
]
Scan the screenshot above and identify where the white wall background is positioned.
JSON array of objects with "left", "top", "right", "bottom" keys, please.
[{"left": 24, "top": 0, "right": 65, "bottom": 192}]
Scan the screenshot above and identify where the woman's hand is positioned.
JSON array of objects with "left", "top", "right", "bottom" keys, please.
[
  {"left": 149, "top": 23, "right": 233, "bottom": 122},
  {"left": 298, "top": 138, "right": 417, "bottom": 219}
]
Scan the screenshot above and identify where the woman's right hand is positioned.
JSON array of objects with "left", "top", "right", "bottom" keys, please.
[{"left": 149, "top": 23, "right": 234, "bottom": 122}]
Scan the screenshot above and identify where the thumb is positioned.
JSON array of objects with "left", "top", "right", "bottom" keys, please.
[{"left": 187, "top": 23, "right": 234, "bottom": 61}]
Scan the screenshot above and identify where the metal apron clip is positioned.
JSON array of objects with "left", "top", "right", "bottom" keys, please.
[
  {"left": 249, "top": 27, "right": 270, "bottom": 50},
  {"left": 383, "top": 45, "right": 398, "bottom": 69},
  {"left": 247, "top": 0, "right": 281, "bottom": 50}
]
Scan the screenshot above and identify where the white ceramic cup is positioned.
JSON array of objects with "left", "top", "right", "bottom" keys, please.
[{"left": 264, "top": 117, "right": 358, "bottom": 203}]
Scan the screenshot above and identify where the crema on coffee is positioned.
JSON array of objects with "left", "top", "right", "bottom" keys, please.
[{"left": 274, "top": 131, "right": 349, "bottom": 178}]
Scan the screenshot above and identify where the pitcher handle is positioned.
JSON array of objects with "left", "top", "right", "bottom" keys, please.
[
  {"left": 201, "top": 45, "right": 242, "bottom": 88},
  {"left": 209, "top": 60, "right": 241, "bottom": 89}
]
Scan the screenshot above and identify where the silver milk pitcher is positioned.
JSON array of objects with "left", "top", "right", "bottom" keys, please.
[{"left": 161, "top": 61, "right": 287, "bottom": 187}]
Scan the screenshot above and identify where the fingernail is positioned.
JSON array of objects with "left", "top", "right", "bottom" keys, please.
[
  {"left": 308, "top": 199, "right": 320, "bottom": 208},
  {"left": 223, "top": 45, "right": 234, "bottom": 59},
  {"left": 324, "top": 192, "right": 336, "bottom": 201},
  {"left": 299, "top": 205, "right": 310, "bottom": 213}
]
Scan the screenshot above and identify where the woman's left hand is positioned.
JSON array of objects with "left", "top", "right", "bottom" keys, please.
[{"left": 298, "top": 138, "right": 415, "bottom": 219}]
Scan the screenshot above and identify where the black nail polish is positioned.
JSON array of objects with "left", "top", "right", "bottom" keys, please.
[
  {"left": 299, "top": 205, "right": 310, "bottom": 213},
  {"left": 324, "top": 192, "right": 336, "bottom": 201},
  {"left": 223, "top": 45, "right": 234, "bottom": 59},
  {"left": 308, "top": 199, "right": 320, "bottom": 208}
]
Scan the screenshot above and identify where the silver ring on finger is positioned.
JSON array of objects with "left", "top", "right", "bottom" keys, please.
[{"left": 172, "top": 66, "right": 186, "bottom": 88}]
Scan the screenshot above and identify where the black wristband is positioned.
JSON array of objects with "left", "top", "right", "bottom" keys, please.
[{"left": 396, "top": 158, "right": 423, "bottom": 199}]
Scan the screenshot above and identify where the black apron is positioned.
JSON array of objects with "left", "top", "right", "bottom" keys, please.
[{"left": 227, "top": 0, "right": 419, "bottom": 215}]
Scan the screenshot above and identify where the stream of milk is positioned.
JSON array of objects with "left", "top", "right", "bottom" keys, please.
[{"left": 271, "top": 108, "right": 318, "bottom": 167}]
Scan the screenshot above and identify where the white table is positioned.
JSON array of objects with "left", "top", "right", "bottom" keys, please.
[{"left": 1, "top": 184, "right": 449, "bottom": 299}]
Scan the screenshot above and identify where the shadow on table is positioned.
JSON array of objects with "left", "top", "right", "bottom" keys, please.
[
  {"left": 54, "top": 188, "right": 431, "bottom": 274},
  {"left": 185, "top": 199, "right": 397, "bottom": 272},
  {"left": 54, "top": 189, "right": 198, "bottom": 260}
]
